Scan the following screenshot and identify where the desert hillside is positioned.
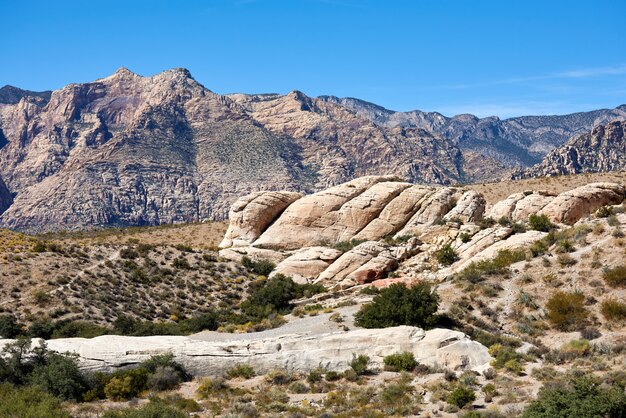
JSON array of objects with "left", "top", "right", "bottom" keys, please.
[{"left": 1, "top": 172, "right": 625, "bottom": 417}]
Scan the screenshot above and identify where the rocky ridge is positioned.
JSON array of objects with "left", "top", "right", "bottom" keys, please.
[
  {"left": 514, "top": 120, "right": 626, "bottom": 178},
  {"left": 219, "top": 176, "right": 625, "bottom": 289}
]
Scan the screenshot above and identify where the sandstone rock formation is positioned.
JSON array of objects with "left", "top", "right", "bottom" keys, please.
[
  {"left": 539, "top": 182, "right": 625, "bottom": 224},
  {"left": 219, "top": 191, "right": 302, "bottom": 248},
  {"left": 0, "top": 326, "right": 491, "bottom": 375},
  {"left": 220, "top": 177, "right": 625, "bottom": 289},
  {"left": 515, "top": 120, "right": 626, "bottom": 178}
]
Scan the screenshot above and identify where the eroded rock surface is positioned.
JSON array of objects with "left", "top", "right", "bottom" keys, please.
[{"left": 0, "top": 326, "right": 491, "bottom": 375}]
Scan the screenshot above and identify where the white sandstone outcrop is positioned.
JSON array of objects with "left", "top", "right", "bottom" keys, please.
[{"left": 0, "top": 326, "right": 491, "bottom": 375}]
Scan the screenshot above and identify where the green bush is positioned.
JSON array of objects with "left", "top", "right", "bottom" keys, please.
[
  {"left": 522, "top": 375, "right": 626, "bottom": 418},
  {"left": 529, "top": 214, "right": 554, "bottom": 232},
  {"left": 0, "top": 384, "right": 70, "bottom": 418},
  {"left": 355, "top": 283, "right": 439, "bottom": 329},
  {"left": 383, "top": 352, "right": 418, "bottom": 372},
  {"left": 436, "top": 244, "right": 457, "bottom": 266},
  {"left": 350, "top": 354, "right": 370, "bottom": 376},
  {"left": 546, "top": 291, "right": 588, "bottom": 331},
  {"left": 447, "top": 385, "right": 476, "bottom": 408},
  {"left": 51, "top": 320, "right": 111, "bottom": 339},
  {"left": 595, "top": 206, "right": 614, "bottom": 218},
  {"left": 104, "top": 368, "right": 149, "bottom": 401},
  {"left": 488, "top": 344, "right": 521, "bottom": 371},
  {"left": 457, "top": 249, "right": 526, "bottom": 283},
  {"left": 29, "top": 352, "right": 86, "bottom": 401},
  {"left": 241, "top": 274, "right": 324, "bottom": 321},
  {"left": 600, "top": 298, "right": 626, "bottom": 321},
  {"left": 603, "top": 265, "right": 626, "bottom": 288},
  {"left": 334, "top": 239, "right": 366, "bottom": 252},
  {"left": 241, "top": 256, "right": 275, "bottom": 275},
  {"left": 0, "top": 315, "right": 22, "bottom": 338},
  {"left": 226, "top": 364, "right": 255, "bottom": 379}
]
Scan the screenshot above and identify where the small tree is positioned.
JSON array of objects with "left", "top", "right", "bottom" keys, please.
[
  {"left": 383, "top": 352, "right": 418, "bottom": 372},
  {"left": 350, "top": 354, "right": 370, "bottom": 376},
  {"left": 354, "top": 283, "right": 439, "bottom": 329}
]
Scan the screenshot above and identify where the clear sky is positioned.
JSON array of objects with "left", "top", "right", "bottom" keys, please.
[{"left": 1, "top": 0, "right": 625, "bottom": 118}]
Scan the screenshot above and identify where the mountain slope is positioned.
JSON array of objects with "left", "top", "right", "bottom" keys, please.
[
  {"left": 0, "top": 69, "right": 462, "bottom": 231},
  {"left": 319, "top": 96, "right": 626, "bottom": 167},
  {"left": 514, "top": 120, "right": 626, "bottom": 178}
]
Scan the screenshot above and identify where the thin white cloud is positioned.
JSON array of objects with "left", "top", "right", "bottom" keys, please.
[{"left": 440, "top": 64, "right": 626, "bottom": 90}]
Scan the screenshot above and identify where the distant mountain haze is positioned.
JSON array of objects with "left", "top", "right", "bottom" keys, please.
[{"left": 0, "top": 68, "right": 624, "bottom": 231}]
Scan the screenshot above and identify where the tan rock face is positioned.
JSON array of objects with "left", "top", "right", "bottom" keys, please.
[
  {"left": 395, "top": 187, "right": 458, "bottom": 237},
  {"left": 218, "top": 176, "right": 624, "bottom": 289},
  {"left": 271, "top": 247, "right": 343, "bottom": 284},
  {"left": 219, "top": 191, "right": 302, "bottom": 248},
  {"left": 353, "top": 185, "right": 433, "bottom": 241},
  {"left": 252, "top": 176, "right": 402, "bottom": 249},
  {"left": 443, "top": 190, "right": 486, "bottom": 223},
  {"left": 539, "top": 182, "right": 625, "bottom": 224}
]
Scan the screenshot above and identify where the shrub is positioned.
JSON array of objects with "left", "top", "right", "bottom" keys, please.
[
  {"left": 265, "top": 369, "right": 292, "bottom": 385},
  {"left": 600, "top": 298, "right": 626, "bottom": 321},
  {"left": 104, "top": 368, "right": 149, "bottom": 401},
  {"left": 241, "top": 274, "right": 325, "bottom": 321},
  {"left": 334, "top": 239, "right": 366, "bottom": 252},
  {"left": 545, "top": 291, "right": 588, "bottom": 331},
  {"left": 436, "top": 244, "right": 457, "bottom": 266},
  {"left": 456, "top": 249, "right": 526, "bottom": 283},
  {"left": 528, "top": 214, "right": 554, "bottom": 232},
  {"left": 51, "top": 320, "right": 111, "bottom": 339},
  {"left": 101, "top": 399, "right": 188, "bottom": 418},
  {"left": 0, "top": 384, "right": 70, "bottom": 418},
  {"left": 146, "top": 366, "right": 182, "bottom": 391},
  {"left": 383, "top": 352, "right": 418, "bottom": 372},
  {"left": 580, "top": 327, "right": 601, "bottom": 340},
  {"left": 602, "top": 265, "right": 626, "bottom": 288},
  {"left": 29, "top": 352, "right": 86, "bottom": 401},
  {"left": 447, "top": 385, "right": 476, "bottom": 408},
  {"left": 350, "top": 354, "right": 370, "bottom": 376},
  {"left": 556, "top": 254, "right": 577, "bottom": 267},
  {"left": 459, "top": 232, "right": 472, "bottom": 243},
  {"left": 595, "top": 206, "right": 614, "bottom": 218},
  {"left": 522, "top": 375, "right": 626, "bottom": 418},
  {"left": 241, "top": 256, "right": 275, "bottom": 276},
  {"left": 354, "top": 283, "right": 439, "bottom": 329},
  {"left": 489, "top": 344, "right": 521, "bottom": 371},
  {"left": 196, "top": 377, "right": 227, "bottom": 398},
  {"left": 226, "top": 364, "right": 255, "bottom": 379},
  {"left": 0, "top": 315, "right": 22, "bottom": 338},
  {"left": 325, "top": 370, "right": 341, "bottom": 381}
]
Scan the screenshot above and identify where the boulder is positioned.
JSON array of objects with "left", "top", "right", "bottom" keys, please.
[
  {"left": 253, "top": 176, "right": 401, "bottom": 249},
  {"left": 443, "top": 190, "right": 486, "bottom": 223},
  {"left": 0, "top": 326, "right": 491, "bottom": 375},
  {"left": 539, "top": 182, "right": 625, "bottom": 224},
  {"left": 270, "top": 247, "right": 342, "bottom": 284},
  {"left": 219, "top": 191, "right": 302, "bottom": 248}
]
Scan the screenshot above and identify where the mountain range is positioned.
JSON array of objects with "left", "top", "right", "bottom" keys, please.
[{"left": 0, "top": 68, "right": 624, "bottom": 231}]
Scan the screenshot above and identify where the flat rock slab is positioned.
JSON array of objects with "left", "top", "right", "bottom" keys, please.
[{"left": 0, "top": 326, "right": 491, "bottom": 376}]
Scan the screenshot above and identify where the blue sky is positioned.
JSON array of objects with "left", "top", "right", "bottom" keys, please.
[{"left": 1, "top": 0, "right": 625, "bottom": 118}]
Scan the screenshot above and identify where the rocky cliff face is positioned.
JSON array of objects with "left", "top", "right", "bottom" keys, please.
[
  {"left": 0, "top": 175, "right": 11, "bottom": 214},
  {"left": 513, "top": 120, "right": 626, "bottom": 178},
  {"left": 319, "top": 96, "right": 626, "bottom": 168},
  {"left": 0, "top": 68, "right": 624, "bottom": 232},
  {"left": 0, "top": 69, "right": 464, "bottom": 231}
]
